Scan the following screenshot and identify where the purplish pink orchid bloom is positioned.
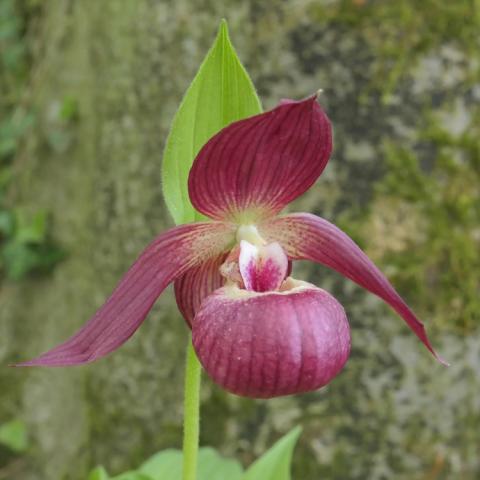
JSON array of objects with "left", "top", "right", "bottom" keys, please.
[{"left": 19, "top": 95, "right": 446, "bottom": 398}]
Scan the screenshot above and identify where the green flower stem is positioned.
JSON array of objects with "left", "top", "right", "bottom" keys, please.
[{"left": 182, "top": 336, "right": 202, "bottom": 480}]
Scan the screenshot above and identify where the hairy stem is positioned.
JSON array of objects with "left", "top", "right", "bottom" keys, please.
[{"left": 182, "top": 337, "right": 202, "bottom": 480}]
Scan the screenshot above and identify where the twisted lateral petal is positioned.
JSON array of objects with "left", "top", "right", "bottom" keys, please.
[
  {"left": 17, "top": 222, "right": 235, "bottom": 366},
  {"left": 188, "top": 96, "right": 332, "bottom": 222},
  {"left": 192, "top": 281, "right": 350, "bottom": 398},
  {"left": 259, "top": 213, "right": 447, "bottom": 365},
  {"left": 174, "top": 253, "right": 227, "bottom": 327}
]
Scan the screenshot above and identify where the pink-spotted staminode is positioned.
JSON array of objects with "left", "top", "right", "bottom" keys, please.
[{"left": 19, "top": 95, "right": 446, "bottom": 398}]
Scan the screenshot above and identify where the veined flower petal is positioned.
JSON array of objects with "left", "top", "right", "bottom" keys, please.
[
  {"left": 174, "top": 253, "right": 227, "bottom": 327},
  {"left": 192, "top": 281, "right": 350, "bottom": 398},
  {"left": 188, "top": 96, "right": 332, "bottom": 222},
  {"left": 259, "top": 213, "right": 448, "bottom": 365},
  {"left": 17, "top": 222, "right": 235, "bottom": 366}
]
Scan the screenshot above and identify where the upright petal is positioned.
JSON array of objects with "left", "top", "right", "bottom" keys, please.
[
  {"left": 259, "top": 213, "right": 447, "bottom": 365},
  {"left": 17, "top": 222, "right": 235, "bottom": 366},
  {"left": 174, "top": 253, "right": 227, "bottom": 327},
  {"left": 188, "top": 96, "right": 332, "bottom": 222}
]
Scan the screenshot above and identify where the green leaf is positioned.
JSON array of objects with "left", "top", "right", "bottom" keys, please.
[
  {"left": 0, "top": 419, "right": 28, "bottom": 452},
  {"left": 14, "top": 209, "right": 47, "bottom": 243},
  {"left": 88, "top": 466, "right": 153, "bottom": 480},
  {"left": 87, "top": 466, "right": 110, "bottom": 480},
  {"left": 139, "top": 449, "right": 183, "bottom": 479},
  {"left": 2, "top": 241, "right": 38, "bottom": 279},
  {"left": 111, "top": 473, "right": 152, "bottom": 480},
  {"left": 162, "top": 19, "right": 262, "bottom": 225},
  {"left": 242, "top": 426, "right": 302, "bottom": 480},
  {"left": 197, "top": 447, "right": 243, "bottom": 480},
  {"left": 59, "top": 95, "right": 79, "bottom": 121},
  {"left": 2, "top": 241, "right": 65, "bottom": 280},
  {"left": 139, "top": 447, "right": 243, "bottom": 480}
]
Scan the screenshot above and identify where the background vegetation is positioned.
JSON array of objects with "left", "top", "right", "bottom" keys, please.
[{"left": 1, "top": 0, "right": 478, "bottom": 479}]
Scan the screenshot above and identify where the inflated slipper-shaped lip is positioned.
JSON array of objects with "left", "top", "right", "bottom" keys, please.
[{"left": 192, "top": 279, "right": 351, "bottom": 399}]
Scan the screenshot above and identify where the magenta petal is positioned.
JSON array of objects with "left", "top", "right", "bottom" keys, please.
[
  {"left": 17, "top": 222, "right": 235, "bottom": 366},
  {"left": 188, "top": 95, "right": 332, "bottom": 222},
  {"left": 174, "top": 253, "right": 227, "bottom": 327},
  {"left": 192, "top": 282, "right": 351, "bottom": 398},
  {"left": 259, "top": 213, "right": 448, "bottom": 365}
]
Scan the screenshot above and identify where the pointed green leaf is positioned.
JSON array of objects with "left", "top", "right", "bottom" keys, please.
[
  {"left": 162, "top": 19, "right": 262, "bottom": 225},
  {"left": 87, "top": 466, "right": 110, "bottom": 480},
  {"left": 242, "top": 426, "right": 302, "bottom": 480}
]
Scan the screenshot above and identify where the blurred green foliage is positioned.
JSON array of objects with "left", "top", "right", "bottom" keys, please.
[
  {"left": 0, "top": 418, "right": 28, "bottom": 479},
  {"left": 0, "top": 0, "right": 64, "bottom": 280},
  {"left": 0, "top": 418, "right": 28, "bottom": 453}
]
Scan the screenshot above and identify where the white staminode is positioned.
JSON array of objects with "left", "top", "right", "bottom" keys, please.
[
  {"left": 238, "top": 239, "right": 288, "bottom": 292},
  {"left": 236, "top": 224, "right": 266, "bottom": 246}
]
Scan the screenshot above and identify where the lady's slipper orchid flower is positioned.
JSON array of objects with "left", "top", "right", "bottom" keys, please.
[{"left": 19, "top": 95, "right": 446, "bottom": 398}]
